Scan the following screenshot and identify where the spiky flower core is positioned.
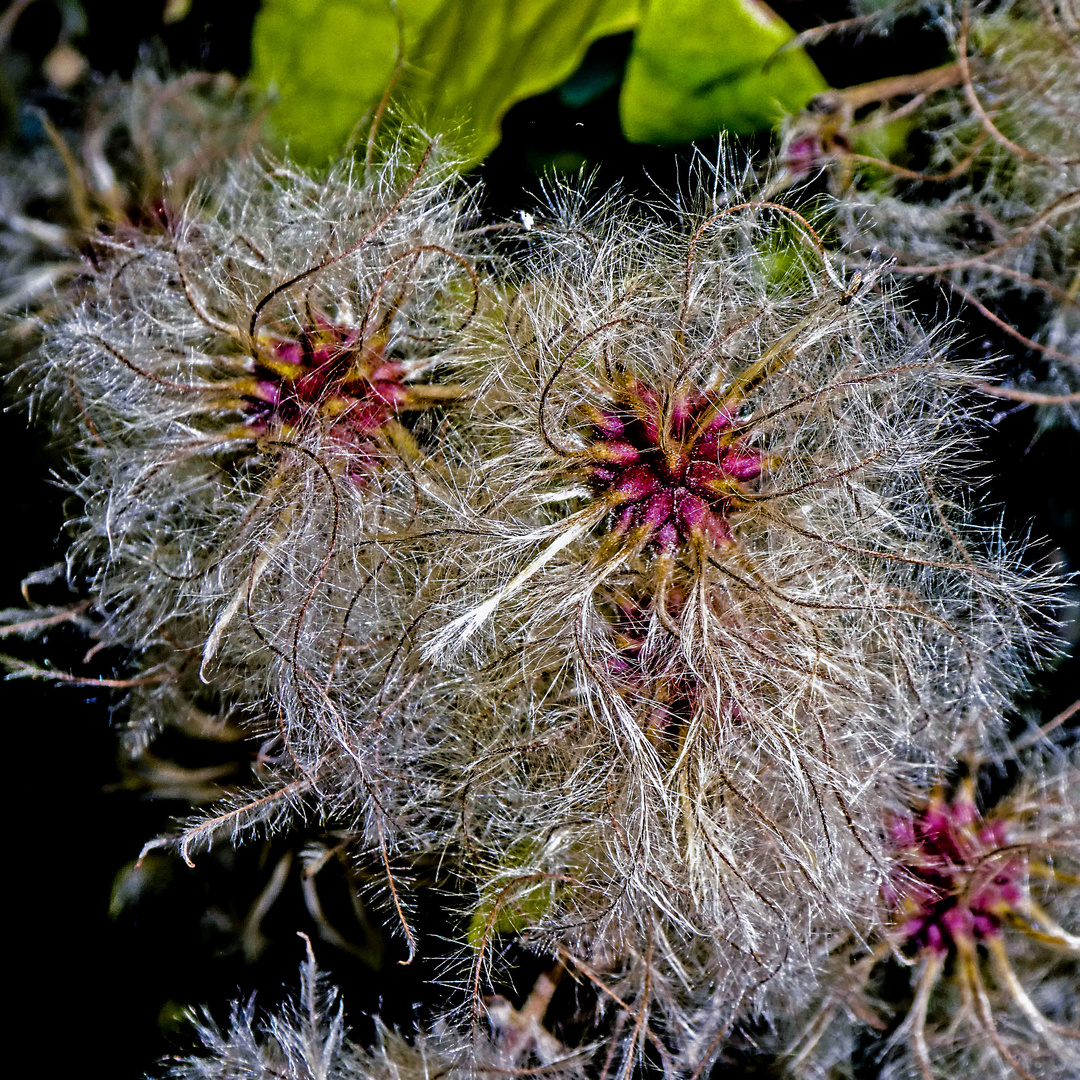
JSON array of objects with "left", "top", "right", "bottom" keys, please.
[
  {"left": 576, "top": 375, "right": 762, "bottom": 552},
  {"left": 250, "top": 328, "right": 405, "bottom": 437},
  {"left": 787, "top": 766, "right": 1079, "bottom": 1080},
  {"left": 890, "top": 786, "right": 1023, "bottom": 955},
  {"left": 240, "top": 314, "right": 455, "bottom": 477}
]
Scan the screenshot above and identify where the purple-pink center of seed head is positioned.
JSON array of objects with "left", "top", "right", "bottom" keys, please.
[
  {"left": 784, "top": 136, "right": 823, "bottom": 179},
  {"left": 890, "top": 796, "right": 1024, "bottom": 955},
  {"left": 244, "top": 323, "right": 408, "bottom": 468},
  {"left": 584, "top": 380, "right": 761, "bottom": 552}
]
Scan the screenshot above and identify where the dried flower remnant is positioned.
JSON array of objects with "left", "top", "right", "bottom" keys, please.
[
  {"left": 886, "top": 778, "right": 1080, "bottom": 1080},
  {"left": 889, "top": 782, "right": 1024, "bottom": 956},
  {"left": 222, "top": 281, "right": 470, "bottom": 486},
  {"left": 778, "top": 0, "right": 1079, "bottom": 192},
  {"left": 776, "top": 0, "right": 1080, "bottom": 418},
  {"left": 0, "top": 70, "right": 263, "bottom": 325},
  {"left": 244, "top": 319, "right": 410, "bottom": 474}
]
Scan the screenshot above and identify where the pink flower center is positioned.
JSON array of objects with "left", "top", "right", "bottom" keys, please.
[
  {"left": 581, "top": 380, "right": 761, "bottom": 552},
  {"left": 243, "top": 321, "right": 408, "bottom": 467},
  {"left": 890, "top": 795, "right": 1024, "bottom": 955}
]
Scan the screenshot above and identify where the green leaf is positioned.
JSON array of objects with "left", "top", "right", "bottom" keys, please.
[
  {"left": 250, "top": 0, "right": 435, "bottom": 164},
  {"left": 850, "top": 113, "right": 918, "bottom": 170},
  {"left": 620, "top": 0, "right": 828, "bottom": 143},
  {"left": 467, "top": 877, "right": 559, "bottom": 949},
  {"left": 465, "top": 839, "right": 563, "bottom": 949},
  {"left": 251, "top": 0, "right": 642, "bottom": 165}
]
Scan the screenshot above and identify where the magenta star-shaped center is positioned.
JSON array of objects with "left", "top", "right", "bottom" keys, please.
[
  {"left": 243, "top": 323, "right": 409, "bottom": 465},
  {"left": 581, "top": 380, "right": 761, "bottom": 551}
]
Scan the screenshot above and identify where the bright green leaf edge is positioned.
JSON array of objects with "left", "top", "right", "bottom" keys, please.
[
  {"left": 409, "top": 0, "right": 642, "bottom": 163},
  {"left": 251, "top": 0, "right": 643, "bottom": 166},
  {"left": 620, "top": 0, "right": 828, "bottom": 143}
]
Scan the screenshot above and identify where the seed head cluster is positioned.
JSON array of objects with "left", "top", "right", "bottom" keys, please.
[
  {"left": 575, "top": 375, "right": 763, "bottom": 550},
  {"left": 3, "top": 98, "right": 1074, "bottom": 1080},
  {"left": 890, "top": 785, "right": 1024, "bottom": 954},
  {"left": 784, "top": 756, "right": 1080, "bottom": 1080}
]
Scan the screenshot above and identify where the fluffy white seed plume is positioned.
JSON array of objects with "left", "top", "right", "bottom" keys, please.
[
  {"left": 27, "top": 137, "right": 494, "bottom": 910},
  {"left": 167, "top": 939, "right": 586, "bottom": 1080},
  {"left": 410, "top": 168, "right": 1061, "bottom": 1070},
  {"left": 36, "top": 134, "right": 481, "bottom": 680},
  {"left": 426, "top": 174, "right": 1053, "bottom": 728}
]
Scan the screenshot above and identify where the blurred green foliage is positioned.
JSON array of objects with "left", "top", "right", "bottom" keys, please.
[
  {"left": 850, "top": 112, "right": 919, "bottom": 175},
  {"left": 251, "top": 0, "right": 827, "bottom": 165}
]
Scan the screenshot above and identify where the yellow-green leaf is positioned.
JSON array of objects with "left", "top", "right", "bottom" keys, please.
[
  {"left": 620, "top": 0, "right": 828, "bottom": 143},
  {"left": 850, "top": 112, "right": 918, "bottom": 173},
  {"left": 465, "top": 838, "right": 563, "bottom": 949},
  {"left": 467, "top": 877, "right": 559, "bottom": 949},
  {"left": 251, "top": 0, "right": 642, "bottom": 165}
]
